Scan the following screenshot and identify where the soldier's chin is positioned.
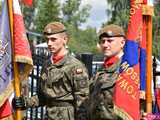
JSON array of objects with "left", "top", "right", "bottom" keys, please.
[
  {"left": 49, "top": 50, "right": 56, "bottom": 54},
  {"left": 104, "top": 53, "right": 112, "bottom": 57}
]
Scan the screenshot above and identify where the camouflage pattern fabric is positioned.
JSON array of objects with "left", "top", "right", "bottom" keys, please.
[
  {"left": 20, "top": 79, "right": 29, "bottom": 119},
  {"left": 24, "top": 53, "right": 89, "bottom": 120},
  {"left": 89, "top": 59, "right": 123, "bottom": 120}
]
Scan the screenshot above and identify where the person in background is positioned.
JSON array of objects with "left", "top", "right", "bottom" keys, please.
[
  {"left": 89, "top": 24, "right": 126, "bottom": 120},
  {"left": 13, "top": 22, "right": 90, "bottom": 120}
]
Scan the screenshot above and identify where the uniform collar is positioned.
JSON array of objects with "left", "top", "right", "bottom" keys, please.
[
  {"left": 50, "top": 52, "right": 69, "bottom": 66},
  {"left": 103, "top": 51, "right": 124, "bottom": 68},
  {"left": 104, "top": 56, "right": 119, "bottom": 68},
  {"left": 52, "top": 55, "right": 64, "bottom": 64}
]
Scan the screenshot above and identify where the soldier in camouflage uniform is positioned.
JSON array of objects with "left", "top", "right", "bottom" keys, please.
[
  {"left": 13, "top": 22, "right": 89, "bottom": 120},
  {"left": 89, "top": 24, "right": 126, "bottom": 120}
]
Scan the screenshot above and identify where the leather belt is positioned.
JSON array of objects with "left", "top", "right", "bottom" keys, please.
[{"left": 47, "top": 100, "right": 73, "bottom": 107}]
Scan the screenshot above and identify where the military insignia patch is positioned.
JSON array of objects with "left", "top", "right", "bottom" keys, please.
[
  {"left": 47, "top": 28, "right": 52, "bottom": 33},
  {"left": 76, "top": 68, "right": 83, "bottom": 74},
  {"left": 77, "top": 79, "right": 87, "bottom": 89},
  {"left": 107, "top": 30, "right": 113, "bottom": 36}
]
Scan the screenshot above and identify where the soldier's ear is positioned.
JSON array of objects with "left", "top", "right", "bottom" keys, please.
[
  {"left": 120, "top": 38, "right": 125, "bottom": 48},
  {"left": 62, "top": 35, "right": 66, "bottom": 43},
  {"left": 96, "top": 43, "right": 102, "bottom": 53}
]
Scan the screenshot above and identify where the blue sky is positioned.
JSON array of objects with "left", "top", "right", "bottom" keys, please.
[{"left": 80, "top": 0, "right": 108, "bottom": 30}]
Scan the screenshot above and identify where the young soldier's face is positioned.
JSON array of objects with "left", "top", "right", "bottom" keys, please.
[
  {"left": 99, "top": 36, "right": 125, "bottom": 57},
  {"left": 45, "top": 33, "right": 67, "bottom": 55}
]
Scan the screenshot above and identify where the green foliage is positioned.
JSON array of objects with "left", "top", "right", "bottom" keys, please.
[
  {"left": 153, "top": 1, "right": 160, "bottom": 59},
  {"left": 60, "top": 0, "right": 95, "bottom": 53},
  {"left": 60, "top": 0, "right": 95, "bottom": 54},
  {"left": 105, "top": 0, "right": 130, "bottom": 30},
  {"left": 34, "top": 0, "right": 61, "bottom": 33},
  {"left": 22, "top": 0, "right": 96, "bottom": 54},
  {"left": 0, "top": 1, "right": 1, "bottom": 15},
  {"left": 22, "top": 0, "right": 38, "bottom": 31},
  {"left": 68, "top": 26, "right": 97, "bottom": 54},
  {"left": 20, "top": 0, "right": 160, "bottom": 56},
  {"left": 62, "top": 0, "right": 91, "bottom": 29}
]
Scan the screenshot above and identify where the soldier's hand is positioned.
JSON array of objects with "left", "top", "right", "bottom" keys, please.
[
  {"left": 76, "top": 107, "right": 88, "bottom": 120},
  {"left": 12, "top": 96, "right": 26, "bottom": 110}
]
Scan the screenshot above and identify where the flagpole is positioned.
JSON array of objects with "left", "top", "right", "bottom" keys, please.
[
  {"left": 7, "top": 0, "right": 22, "bottom": 119},
  {"left": 146, "top": 13, "right": 152, "bottom": 113},
  {"left": 142, "top": 4, "right": 154, "bottom": 113}
]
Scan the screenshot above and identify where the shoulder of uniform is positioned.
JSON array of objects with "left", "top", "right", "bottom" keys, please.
[
  {"left": 41, "top": 59, "right": 50, "bottom": 70},
  {"left": 41, "top": 59, "right": 53, "bottom": 74},
  {"left": 63, "top": 54, "right": 88, "bottom": 74},
  {"left": 66, "top": 55, "right": 85, "bottom": 67}
]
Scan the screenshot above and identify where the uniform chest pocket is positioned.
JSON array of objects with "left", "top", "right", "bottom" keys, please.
[
  {"left": 46, "top": 68, "right": 70, "bottom": 97},
  {"left": 48, "top": 68, "right": 64, "bottom": 83}
]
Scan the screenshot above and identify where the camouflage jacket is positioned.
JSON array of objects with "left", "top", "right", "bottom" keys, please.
[
  {"left": 89, "top": 59, "right": 123, "bottom": 120},
  {"left": 25, "top": 53, "right": 89, "bottom": 120}
]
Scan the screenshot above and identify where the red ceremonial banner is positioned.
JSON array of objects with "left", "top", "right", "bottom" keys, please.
[
  {"left": 0, "top": 99, "right": 12, "bottom": 119},
  {"left": 113, "top": 0, "right": 143, "bottom": 120},
  {"left": 21, "top": 0, "right": 33, "bottom": 7},
  {"left": 13, "top": 0, "right": 33, "bottom": 80}
]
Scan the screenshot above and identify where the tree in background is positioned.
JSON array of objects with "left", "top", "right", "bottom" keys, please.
[
  {"left": 21, "top": 0, "right": 38, "bottom": 31},
  {"left": 19, "top": 0, "right": 160, "bottom": 55},
  {"left": 60, "top": 0, "right": 98, "bottom": 53},
  {"left": 68, "top": 26, "right": 97, "bottom": 53},
  {"left": 21, "top": 0, "right": 97, "bottom": 54},
  {"left": 105, "top": 0, "right": 130, "bottom": 31},
  {"left": 61, "top": 0, "right": 91, "bottom": 30},
  {"left": 34, "top": 0, "right": 61, "bottom": 33},
  {"left": 0, "top": 1, "right": 1, "bottom": 15},
  {"left": 153, "top": 1, "right": 160, "bottom": 59}
]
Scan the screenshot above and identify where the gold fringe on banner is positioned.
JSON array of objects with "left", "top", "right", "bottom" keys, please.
[
  {"left": 142, "top": 5, "right": 154, "bottom": 16},
  {"left": 135, "top": 0, "right": 143, "bottom": 4},
  {"left": 14, "top": 55, "right": 33, "bottom": 80},
  {"left": 114, "top": 105, "right": 133, "bottom": 120},
  {"left": 14, "top": 55, "right": 33, "bottom": 65}
]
